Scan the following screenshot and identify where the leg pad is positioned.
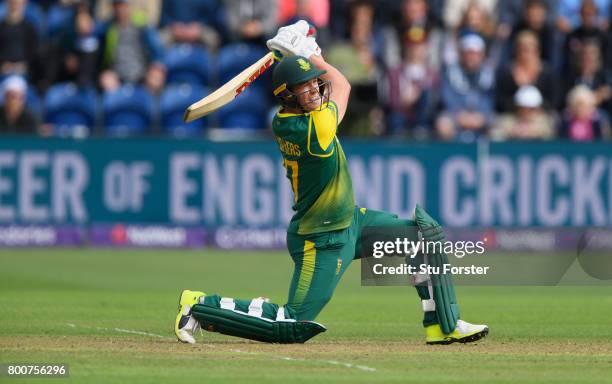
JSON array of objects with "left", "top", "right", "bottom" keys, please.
[
  {"left": 414, "top": 204, "right": 460, "bottom": 334},
  {"left": 191, "top": 296, "right": 326, "bottom": 343}
]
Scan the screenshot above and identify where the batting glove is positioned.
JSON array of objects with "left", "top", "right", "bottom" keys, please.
[{"left": 267, "top": 20, "right": 320, "bottom": 59}]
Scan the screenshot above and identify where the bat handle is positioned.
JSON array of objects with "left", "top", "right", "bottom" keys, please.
[
  {"left": 307, "top": 25, "right": 317, "bottom": 38},
  {"left": 272, "top": 50, "right": 284, "bottom": 62}
]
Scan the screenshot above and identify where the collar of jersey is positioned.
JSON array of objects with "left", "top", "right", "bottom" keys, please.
[
  {"left": 277, "top": 109, "right": 308, "bottom": 118},
  {"left": 277, "top": 102, "right": 331, "bottom": 118}
]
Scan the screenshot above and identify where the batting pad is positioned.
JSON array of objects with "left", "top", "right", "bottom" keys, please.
[
  {"left": 414, "top": 205, "right": 460, "bottom": 334},
  {"left": 191, "top": 295, "right": 326, "bottom": 343}
]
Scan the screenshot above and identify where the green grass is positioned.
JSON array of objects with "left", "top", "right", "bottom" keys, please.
[{"left": 1, "top": 249, "right": 612, "bottom": 383}]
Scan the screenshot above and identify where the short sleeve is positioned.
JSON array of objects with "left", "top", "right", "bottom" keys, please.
[{"left": 308, "top": 102, "right": 338, "bottom": 156}]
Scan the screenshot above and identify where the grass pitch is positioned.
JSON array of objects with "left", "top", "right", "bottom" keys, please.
[{"left": 1, "top": 249, "right": 611, "bottom": 383}]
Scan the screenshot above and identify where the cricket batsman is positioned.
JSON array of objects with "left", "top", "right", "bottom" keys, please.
[{"left": 174, "top": 21, "right": 489, "bottom": 345}]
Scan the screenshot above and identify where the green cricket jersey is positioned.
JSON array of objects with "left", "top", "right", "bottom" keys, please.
[{"left": 272, "top": 101, "right": 355, "bottom": 235}]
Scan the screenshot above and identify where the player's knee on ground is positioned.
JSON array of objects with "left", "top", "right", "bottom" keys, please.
[{"left": 287, "top": 295, "right": 333, "bottom": 321}]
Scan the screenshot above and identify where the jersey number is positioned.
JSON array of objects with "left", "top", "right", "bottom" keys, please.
[{"left": 283, "top": 159, "right": 299, "bottom": 203}]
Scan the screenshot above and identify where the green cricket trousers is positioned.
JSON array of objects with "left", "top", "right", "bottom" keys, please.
[{"left": 285, "top": 206, "right": 436, "bottom": 326}]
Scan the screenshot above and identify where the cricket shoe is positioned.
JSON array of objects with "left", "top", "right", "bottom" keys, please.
[
  {"left": 175, "top": 289, "right": 205, "bottom": 344},
  {"left": 425, "top": 320, "right": 489, "bottom": 345}
]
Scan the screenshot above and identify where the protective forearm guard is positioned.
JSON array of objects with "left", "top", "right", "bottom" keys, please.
[
  {"left": 191, "top": 295, "right": 326, "bottom": 343},
  {"left": 414, "top": 205, "right": 460, "bottom": 334}
]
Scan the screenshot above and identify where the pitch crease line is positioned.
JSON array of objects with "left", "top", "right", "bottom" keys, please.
[{"left": 66, "top": 323, "right": 377, "bottom": 372}]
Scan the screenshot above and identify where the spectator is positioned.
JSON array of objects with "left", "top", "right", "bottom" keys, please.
[
  {"left": 45, "top": 1, "right": 91, "bottom": 35},
  {"left": 435, "top": 34, "right": 495, "bottom": 141},
  {"left": 562, "top": 0, "right": 610, "bottom": 76},
  {"left": 560, "top": 85, "right": 610, "bottom": 139},
  {"left": 563, "top": 39, "right": 611, "bottom": 112},
  {"left": 0, "top": 0, "right": 40, "bottom": 81},
  {"left": 491, "top": 85, "right": 556, "bottom": 140},
  {"left": 326, "top": 0, "right": 379, "bottom": 136},
  {"left": 443, "top": 0, "right": 497, "bottom": 31},
  {"left": 328, "top": 0, "right": 351, "bottom": 41},
  {"left": 508, "top": 0, "right": 555, "bottom": 62},
  {"left": 556, "top": 0, "right": 609, "bottom": 33},
  {"left": 496, "top": 30, "right": 556, "bottom": 112},
  {"left": 381, "top": 28, "right": 438, "bottom": 137},
  {"left": 95, "top": 0, "right": 162, "bottom": 27},
  {"left": 223, "top": 0, "right": 278, "bottom": 44},
  {"left": 609, "top": 4, "right": 612, "bottom": 71},
  {"left": 381, "top": 0, "right": 444, "bottom": 71},
  {"left": 159, "top": 0, "right": 223, "bottom": 49},
  {"left": 98, "top": 0, "right": 166, "bottom": 94},
  {"left": 442, "top": 1, "right": 497, "bottom": 66},
  {"left": 50, "top": 1, "right": 101, "bottom": 87},
  {"left": 372, "top": 0, "right": 445, "bottom": 29},
  {"left": 497, "top": 0, "right": 557, "bottom": 40},
  {"left": 457, "top": 1, "right": 496, "bottom": 39},
  {"left": 326, "top": 0, "right": 378, "bottom": 83},
  {"left": 0, "top": 76, "right": 38, "bottom": 134}
]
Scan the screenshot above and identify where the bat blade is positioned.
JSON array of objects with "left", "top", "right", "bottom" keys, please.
[{"left": 183, "top": 51, "right": 275, "bottom": 123}]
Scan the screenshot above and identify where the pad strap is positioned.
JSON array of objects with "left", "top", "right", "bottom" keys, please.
[
  {"left": 421, "top": 299, "right": 436, "bottom": 312},
  {"left": 410, "top": 270, "right": 430, "bottom": 285},
  {"left": 220, "top": 297, "right": 235, "bottom": 310},
  {"left": 248, "top": 298, "right": 265, "bottom": 317}
]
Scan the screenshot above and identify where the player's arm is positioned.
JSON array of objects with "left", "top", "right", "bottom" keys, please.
[
  {"left": 309, "top": 55, "right": 351, "bottom": 124},
  {"left": 267, "top": 20, "right": 351, "bottom": 124}
]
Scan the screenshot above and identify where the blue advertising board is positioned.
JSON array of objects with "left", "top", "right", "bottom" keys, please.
[{"left": 0, "top": 138, "right": 610, "bottom": 228}]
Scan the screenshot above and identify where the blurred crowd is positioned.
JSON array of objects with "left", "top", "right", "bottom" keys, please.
[{"left": 0, "top": 0, "right": 610, "bottom": 141}]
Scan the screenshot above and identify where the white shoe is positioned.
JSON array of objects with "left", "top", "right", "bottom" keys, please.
[
  {"left": 425, "top": 319, "right": 489, "bottom": 344},
  {"left": 455, "top": 320, "right": 488, "bottom": 336},
  {"left": 174, "top": 290, "right": 205, "bottom": 344}
]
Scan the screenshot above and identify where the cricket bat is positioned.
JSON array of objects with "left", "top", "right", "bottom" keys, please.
[{"left": 183, "top": 51, "right": 275, "bottom": 123}]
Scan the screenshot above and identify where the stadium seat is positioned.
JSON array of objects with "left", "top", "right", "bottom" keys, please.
[
  {"left": 46, "top": 4, "right": 75, "bottom": 36},
  {"left": 43, "top": 83, "right": 97, "bottom": 137},
  {"left": 25, "top": 87, "right": 41, "bottom": 117},
  {"left": 218, "top": 87, "right": 269, "bottom": 130},
  {"left": 102, "top": 85, "right": 154, "bottom": 136},
  {"left": 217, "top": 43, "right": 269, "bottom": 85},
  {"left": 160, "top": 84, "right": 209, "bottom": 137},
  {"left": 164, "top": 44, "right": 213, "bottom": 86}
]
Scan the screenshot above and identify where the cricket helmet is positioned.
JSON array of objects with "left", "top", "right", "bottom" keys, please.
[{"left": 272, "top": 56, "right": 329, "bottom": 111}]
